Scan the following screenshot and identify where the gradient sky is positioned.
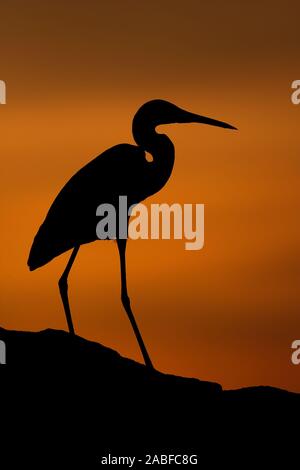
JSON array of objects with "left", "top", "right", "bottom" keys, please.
[{"left": 0, "top": 0, "right": 299, "bottom": 391}]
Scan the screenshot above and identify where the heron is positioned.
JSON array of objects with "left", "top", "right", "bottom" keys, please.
[{"left": 28, "top": 99, "right": 236, "bottom": 369}]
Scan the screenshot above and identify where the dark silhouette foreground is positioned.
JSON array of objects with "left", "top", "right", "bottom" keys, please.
[
  {"left": 28, "top": 100, "right": 236, "bottom": 369},
  {"left": 0, "top": 327, "right": 299, "bottom": 466}
]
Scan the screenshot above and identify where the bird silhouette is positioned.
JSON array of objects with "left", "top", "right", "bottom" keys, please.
[{"left": 28, "top": 99, "right": 236, "bottom": 369}]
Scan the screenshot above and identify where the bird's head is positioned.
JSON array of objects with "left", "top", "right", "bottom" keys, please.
[{"left": 133, "top": 99, "right": 237, "bottom": 135}]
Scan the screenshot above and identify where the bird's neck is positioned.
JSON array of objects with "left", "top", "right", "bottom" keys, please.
[{"left": 132, "top": 119, "right": 175, "bottom": 194}]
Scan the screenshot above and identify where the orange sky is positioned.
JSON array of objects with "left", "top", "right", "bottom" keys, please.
[{"left": 0, "top": 1, "right": 299, "bottom": 391}]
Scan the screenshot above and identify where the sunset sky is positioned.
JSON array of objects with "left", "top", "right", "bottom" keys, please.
[{"left": 0, "top": 1, "right": 299, "bottom": 391}]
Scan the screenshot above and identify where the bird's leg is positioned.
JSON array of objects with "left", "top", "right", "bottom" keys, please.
[
  {"left": 58, "top": 245, "right": 80, "bottom": 335},
  {"left": 117, "top": 238, "right": 155, "bottom": 370}
]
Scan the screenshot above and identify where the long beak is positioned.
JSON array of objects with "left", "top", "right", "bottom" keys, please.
[{"left": 180, "top": 111, "right": 237, "bottom": 130}]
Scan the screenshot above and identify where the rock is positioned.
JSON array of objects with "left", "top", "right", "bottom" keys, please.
[{"left": 0, "top": 327, "right": 299, "bottom": 466}]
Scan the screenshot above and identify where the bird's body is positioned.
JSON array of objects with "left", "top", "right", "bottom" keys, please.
[
  {"left": 29, "top": 137, "right": 174, "bottom": 271},
  {"left": 28, "top": 99, "right": 236, "bottom": 368},
  {"left": 28, "top": 144, "right": 149, "bottom": 269}
]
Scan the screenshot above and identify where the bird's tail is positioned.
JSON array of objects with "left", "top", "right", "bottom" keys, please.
[
  {"left": 28, "top": 222, "right": 73, "bottom": 270},
  {"left": 27, "top": 227, "right": 52, "bottom": 270}
]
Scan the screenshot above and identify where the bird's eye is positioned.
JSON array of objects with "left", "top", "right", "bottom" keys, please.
[{"left": 145, "top": 152, "right": 154, "bottom": 163}]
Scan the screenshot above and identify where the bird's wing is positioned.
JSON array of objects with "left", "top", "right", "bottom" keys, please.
[{"left": 28, "top": 143, "right": 148, "bottom": 270}]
